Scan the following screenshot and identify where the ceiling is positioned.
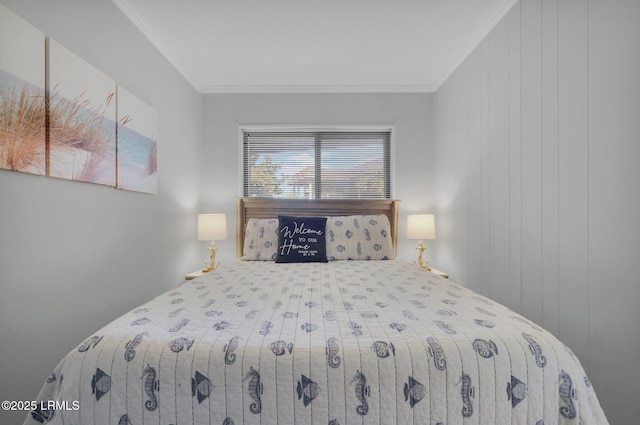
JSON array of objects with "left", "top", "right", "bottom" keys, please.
[{"left": 112, "top": 0, "right": 517, "bottom": 94}]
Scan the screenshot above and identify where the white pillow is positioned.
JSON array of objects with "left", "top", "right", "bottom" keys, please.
[
  {"left": 241, "top": 218, "right": 278, "bottom": 261},
  {"left": 325, "top": 215, "right": 394, "bottom": 260}
]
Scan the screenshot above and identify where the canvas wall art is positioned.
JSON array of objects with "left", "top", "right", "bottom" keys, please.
[
  {"left": 116, "top": 87, "right": 157, "bottom": 194},
  {"left": 0, "top": 4, "right": 46, "bottom": 175},
  {"left": 48, "top": 39, "right": 116, "bottom": 186},
  {"left": 1, "top": 6, "right": 157, "bottom": 194}
]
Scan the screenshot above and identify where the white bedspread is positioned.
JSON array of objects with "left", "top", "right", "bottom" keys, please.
[{"left": 25, "top": 260, "right": 608, "bottom": 424}]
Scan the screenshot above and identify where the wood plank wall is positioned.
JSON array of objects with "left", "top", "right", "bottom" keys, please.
[{"left": 432, "top": 1, "right": 640, "bottom": 424}]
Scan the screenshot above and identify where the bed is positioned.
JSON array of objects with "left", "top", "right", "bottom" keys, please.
[{"left": 24, "top": 198, "right": 609, "bottom": 425}]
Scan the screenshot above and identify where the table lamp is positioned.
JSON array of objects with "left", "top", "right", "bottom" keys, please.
[
  {"left": 406, "top": 214, "right": 436, "bottom": 270},
  {"left": 198, "top": 213, "right": 228, "bottom": 272}
]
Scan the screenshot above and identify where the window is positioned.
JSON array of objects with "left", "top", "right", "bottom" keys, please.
[{"left": 242, "top": 129, "right": 391, "bottom": 199}]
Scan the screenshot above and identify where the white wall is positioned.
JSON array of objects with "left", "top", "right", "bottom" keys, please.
[
  {"left": 432, "top": 1, "right": 640, "bottom": 424},
  {"left": 0, "top": 2, "right": 203, "bottom": 424},
  {"left": 3, "top": 1, "right": 635, "bottom": 424},
  {"left": 201, "top": 93, "right": 434, "bottom": 263}
]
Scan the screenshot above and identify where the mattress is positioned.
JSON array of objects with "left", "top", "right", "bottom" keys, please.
[{"left": 24, "top": 260, "right": 609, "bottom": 424}]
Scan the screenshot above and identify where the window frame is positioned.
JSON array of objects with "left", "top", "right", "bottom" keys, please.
[{"left": 238, "top": 125, "right": 395, "bottom": 199}]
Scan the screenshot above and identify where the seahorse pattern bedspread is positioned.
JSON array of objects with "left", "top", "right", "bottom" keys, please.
[{"left": 25, "top": 260, "right": 608, "bottom": 425}]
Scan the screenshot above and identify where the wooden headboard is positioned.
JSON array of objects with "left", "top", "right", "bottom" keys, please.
[{"left": 236, "top": 198, "right": 400, "bottom": 257}]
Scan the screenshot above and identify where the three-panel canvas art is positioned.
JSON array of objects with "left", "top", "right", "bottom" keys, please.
[{"left": 0, "top": 5, "right": 157, "bottom": 194}]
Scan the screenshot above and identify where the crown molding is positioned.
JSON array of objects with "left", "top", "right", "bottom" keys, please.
[
  {"left": 112, "top": 0, "right": 201, "bottom": 91},
  {"left": 114, "top": 0, "right": 517, "bottom": 95},
  {"left": 199, "top": 84, "right": 436, "bottom": 94},
  {"left": 432, "top": 0, "right": 519, "bottom": 91}
]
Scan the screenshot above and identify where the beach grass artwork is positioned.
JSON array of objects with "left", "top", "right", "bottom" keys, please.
[
  {"left": 0, "top": 4, "right": 46, "bottom": 175},
  {"left": 1, "top": 5, "right": 157, "bottom": 194},
  {"left": 48, "top": 39, "right": 116, "bottom": 186},
  {"left": 116, "top": 87, "right": 157, "bottom": 194}
]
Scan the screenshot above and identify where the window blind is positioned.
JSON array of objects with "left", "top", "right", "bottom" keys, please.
[{"left": 243, "top": 130, "right": 391, "bottom": 199}]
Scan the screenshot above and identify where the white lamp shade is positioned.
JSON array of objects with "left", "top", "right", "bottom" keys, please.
[
  {"left": 198, "top": 214, "right": 228, "bottom": 241},
  {"left": 406, "top": 214, "right": 436, "bottom": 240}
]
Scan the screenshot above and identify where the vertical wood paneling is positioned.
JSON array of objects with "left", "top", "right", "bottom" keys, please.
[
  {"left": 507, "top": 3, "right": 522, "bottom": 314},
  {"left": 541, "top": 0, "right": 560, "bottom": 335},
  {"left": 450, "top": 71, "right": 471, "bottom": 289},
  {"left": 558, "top": 0, "right": 590, "bottom": 361},
  {"left": 433, "top": 63, "right": 470, "bottom": 287},
  {"left": 519, "top": 0, "right": 544, "bottom": 325},
  {"left": 488, "top": 19, "right": 511, "bottom": 306},
  {"left": 480, "top": 40, "right": 492, "bottom": 296},
  {"left": 466, "top": 49, "right": 484, "bottom": 295},
  {"left": 433, "top": 1, "right": 640, "bottom": 423},
  {"left": 479, "top": 40, "right": 492, "bottom": 294},
  {"left": 588, "top": 0, "right": 640, "bottom": 421}
]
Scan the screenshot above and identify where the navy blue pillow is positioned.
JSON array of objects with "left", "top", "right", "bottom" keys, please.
[{"left": 276, "top": 216, "right": 328, "bottom": 263}]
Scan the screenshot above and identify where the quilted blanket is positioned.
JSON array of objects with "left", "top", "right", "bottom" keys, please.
[{"left": 25, "top": 260, "right": 608, "bottom": 424}]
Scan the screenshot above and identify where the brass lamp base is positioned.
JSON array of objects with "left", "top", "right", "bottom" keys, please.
[
  {"left": 202, "top": 241, "right": 220, "bottom": 272},
  {"left": 413, "top": 240, "right": 431, "bottom": 271}
]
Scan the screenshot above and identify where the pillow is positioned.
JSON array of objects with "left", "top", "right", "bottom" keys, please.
[
  {"left": 241, "top": 218, "right": 278, "bottom": 261},
  {"left": 326, "top": 215, "right": 394, "bottom": 260},
  {"left": 275, "top": 216, "right": 328, "bottom": 263}
]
